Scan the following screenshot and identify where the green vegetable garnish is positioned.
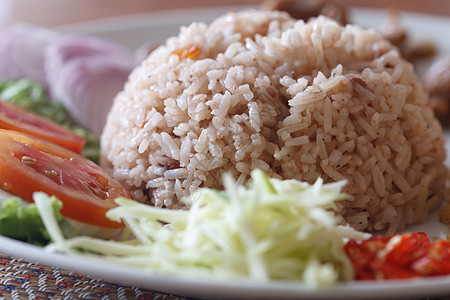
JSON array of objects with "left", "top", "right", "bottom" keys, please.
[
  {"left": 0, "top": 196, "right": 64, "bottom": 246},
  {"left": 0, "top": 79, "right": 69, "bottom": 123},
  {"left": 0, "top": 79, "right": 100, "bottom": 162}
]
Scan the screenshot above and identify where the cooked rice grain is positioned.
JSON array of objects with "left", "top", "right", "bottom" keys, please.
[{"left": 100, "top": 10, "right": 449, "bottom": 232}]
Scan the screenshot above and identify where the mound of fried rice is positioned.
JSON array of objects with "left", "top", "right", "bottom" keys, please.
[{"left": 100, "top": 10, "right": 449, "bottom": 232}]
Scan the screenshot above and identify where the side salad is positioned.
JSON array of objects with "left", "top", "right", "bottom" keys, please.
[{"left": 0, "top": 78, "right": 132, "bottom": 231}]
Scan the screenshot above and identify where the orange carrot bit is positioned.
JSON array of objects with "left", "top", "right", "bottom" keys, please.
[{"left": 172, "top": 45, "right": 200, "bottom": 60}]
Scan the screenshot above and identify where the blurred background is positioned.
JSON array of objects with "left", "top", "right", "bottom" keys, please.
[{"left": 1, "top": 0, "right": 449, "bottom": 30}]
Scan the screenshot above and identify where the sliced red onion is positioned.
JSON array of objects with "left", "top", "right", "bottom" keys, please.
[
  {"left": 0, "top": 23, "right": 59, "bottom": 86},
  {"left": 49, "top": 55, "right": 134, "bottom": 135},
  {"left": 0, "top": 25, "right": 137, "bottom": 135},
  {"left": 45, "top": 35, "right": 134, "bottom": 99},
  {"left": 44, "top": 36, "right": 135, "bottom": 135}
]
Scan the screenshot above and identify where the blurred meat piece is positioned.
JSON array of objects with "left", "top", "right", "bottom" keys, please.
[
  {"left": 261, "top": 0, "right": 347, "bottom": 24},
  {"left": 378, "top": 9, "right": 436, "bottom": 62},
  {"left": 423, "top": 55, "right": 450, "bottom": 122},
  {"left": 402, "top": 40, "right": 436, "bottom": 62},
  {"left": 439, "top": 201, "right": 450, "bottom": 224},
  {"left": 378, "top": 9, "right": 407, "bottom": 44}
]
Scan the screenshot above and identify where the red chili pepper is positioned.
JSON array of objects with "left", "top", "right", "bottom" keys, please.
[
  {"left": 360, "top": 236, "right": 391, "bottom": 253},
  {"left": 345, "top": 232, "right": 450, "bottom": 280},
  {"left": 412, "top": 240, "right": 450, "bottom": 276},
  {"left": 344, "top": 240, "right": 376, "bottom": 280},
  {"left": 384, "top": 232, "right": 430, "bottom": 267}
]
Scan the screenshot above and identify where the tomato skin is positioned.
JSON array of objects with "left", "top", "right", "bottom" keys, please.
[
  {"left": 0, "top": 100, "right": 85, "bottom": 153},
  {"left": 345, "top": 232, "right": 450, "bottom": 280},
  {"left": 0, "top": 130, "right": 131, "bottom": 228}
]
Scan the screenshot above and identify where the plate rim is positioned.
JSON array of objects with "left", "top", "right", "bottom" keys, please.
[{"left": 0, "top": 235, "right": 449, "bottom": 299}]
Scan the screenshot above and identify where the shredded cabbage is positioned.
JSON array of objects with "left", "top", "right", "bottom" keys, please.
[{"left": 35, "top": 170, "right": 369, "bottom": 287}]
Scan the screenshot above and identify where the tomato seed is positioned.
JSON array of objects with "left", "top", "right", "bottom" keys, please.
[
  {"left": 96, "top": 173, "right": 109, "bottom": 187},
  {"left": 87, "top": 184, "right": 108, "bottom": 200},
  {"left": 44, "top": 170, "right": 58, "bottom": 181},
  {"left": 21, "top": 156, "right": 37, "bottom": 165}
]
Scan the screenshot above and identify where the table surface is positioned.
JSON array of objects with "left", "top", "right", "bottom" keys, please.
[{"left": 0, "top": 1, "right": 449, "bottom": 299}]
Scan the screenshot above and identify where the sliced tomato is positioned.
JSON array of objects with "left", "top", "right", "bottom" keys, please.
[
  {"left": 0, "top": 129, "right": 131, "bottom": 228},
  {"left": 0, "top": 100, "right": 85, "bottom": 153}
]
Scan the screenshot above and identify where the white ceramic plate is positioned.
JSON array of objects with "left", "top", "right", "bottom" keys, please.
[{"left": 1, "top": 5, "right": 450, "bottom": 299}]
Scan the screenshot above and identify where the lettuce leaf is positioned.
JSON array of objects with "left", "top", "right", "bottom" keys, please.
[{"left": 0, "top": 196, "right": 63, "bottom": 246}]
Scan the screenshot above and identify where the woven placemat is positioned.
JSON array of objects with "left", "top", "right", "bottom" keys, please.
[
  {"left": 0, "top": 253, "right": 189, "bottom": 300},
  {"left": 1, "top": 253, "right": 449, "bottom": 300}
]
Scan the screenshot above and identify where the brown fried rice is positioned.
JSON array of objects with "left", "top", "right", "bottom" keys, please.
[{"left": 100, "top": 9, "right": 449, "bottom": 232}]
